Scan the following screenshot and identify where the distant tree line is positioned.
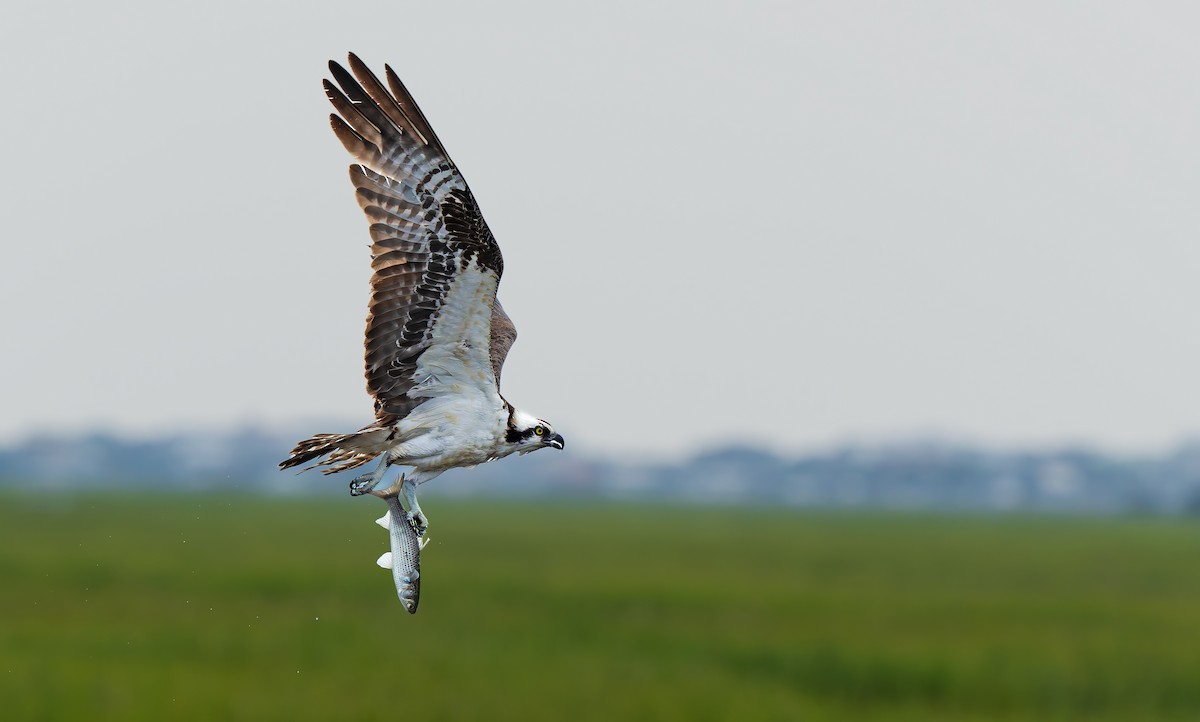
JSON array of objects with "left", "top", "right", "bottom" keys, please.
[{"left": 4, "top": 428, "right": 1200, "bottom": 514}]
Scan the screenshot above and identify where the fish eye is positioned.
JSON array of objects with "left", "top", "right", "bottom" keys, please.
[{"left": 534, "top": 426, "right": 545, "bottom": 436}]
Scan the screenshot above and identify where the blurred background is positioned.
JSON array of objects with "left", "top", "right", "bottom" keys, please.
[{"left": 3, "top": 1, "right": 1200, "bottom": 720}]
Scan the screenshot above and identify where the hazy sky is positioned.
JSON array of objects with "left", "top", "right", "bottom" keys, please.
[{"left": 3, "top": 1, "right": 1199, "bottom": 457}]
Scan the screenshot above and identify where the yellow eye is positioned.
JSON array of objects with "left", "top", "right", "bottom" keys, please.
[{"left": 534, "top": 426, "right": 545, "bottom": 436}]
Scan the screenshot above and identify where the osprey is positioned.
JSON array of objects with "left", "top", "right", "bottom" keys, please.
[{"left": 280, "top": 54, "right": 564, "bottom": 537}]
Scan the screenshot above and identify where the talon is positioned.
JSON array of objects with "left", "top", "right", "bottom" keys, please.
[
  {"left": 349, "top": 453, "right": 391, "bottom": 497},
  {"left": 406, "top": 511, "right": 428, "bottom": 537},
  {"left": 349, "top": 475, "right": 373, "bottom": 496}
]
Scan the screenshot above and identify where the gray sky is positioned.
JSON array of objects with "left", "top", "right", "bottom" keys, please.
[{"left": 3, "top": 1, "right": 1199, "bottom": 458}]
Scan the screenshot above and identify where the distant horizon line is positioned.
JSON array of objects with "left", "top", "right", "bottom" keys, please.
[{"left": 3, "top": 421, "right": 1198, "bottom": 462}]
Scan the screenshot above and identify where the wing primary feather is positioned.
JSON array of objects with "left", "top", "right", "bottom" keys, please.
[
  {"left": 328, "top": 61, "right": 406, "bottom": 149},
  {"left": 384, "top": 64, "right": 450, "bottom": 158},
  {"left": 347, "top": 53, "right": 424, "bottom": 144},
  {"left": 329, "top": 115, "right": 373, "bottom": 159},
  {"left": 324, "top": 80, "right": 384, "bottom": 147}
]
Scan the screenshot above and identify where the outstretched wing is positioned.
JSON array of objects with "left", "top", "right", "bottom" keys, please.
[{"left": 325, "top": 54, "right": 516, "bottom": 423}]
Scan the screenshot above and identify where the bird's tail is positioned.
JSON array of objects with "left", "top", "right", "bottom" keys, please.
[{"left": 279, "top": 431, "right": 381, "bottom": 475}]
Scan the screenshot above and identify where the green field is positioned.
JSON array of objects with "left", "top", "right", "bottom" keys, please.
[{"left": 2, "top": 492, "right": 1200, "bottom": 721}]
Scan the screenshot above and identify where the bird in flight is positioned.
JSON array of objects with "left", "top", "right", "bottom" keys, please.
[{"left": 281, "top": 54, "right": 564, "bottom": 541}]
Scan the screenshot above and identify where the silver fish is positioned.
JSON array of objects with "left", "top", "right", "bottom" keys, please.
[{"left": 374, "top": 495, "right": 427, "bottom": 614}]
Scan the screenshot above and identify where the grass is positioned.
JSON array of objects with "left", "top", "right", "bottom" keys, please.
[{"left": 2, "top": 492, "right": 1200, "bottom": 720}]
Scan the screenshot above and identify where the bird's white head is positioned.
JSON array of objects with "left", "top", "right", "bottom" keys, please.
[{"left": 505, "top": 408, "right": 565, "bottom": 454}]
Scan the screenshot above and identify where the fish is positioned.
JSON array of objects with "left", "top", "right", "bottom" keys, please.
[{"left": 374, "top": 495, "right": 427, "bottom": 614}]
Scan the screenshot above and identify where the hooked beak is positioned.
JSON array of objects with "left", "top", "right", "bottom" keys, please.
[{"left": 548, "top": 433, "right": 565, "bottom": 450}]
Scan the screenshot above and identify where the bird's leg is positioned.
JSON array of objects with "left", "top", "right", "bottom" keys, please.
[
  {"left": 349, "top": 452, "right": 390, "bottom": 496},
  {"left": 401, "top": 477, "right": 428, "bottom": 537}
]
